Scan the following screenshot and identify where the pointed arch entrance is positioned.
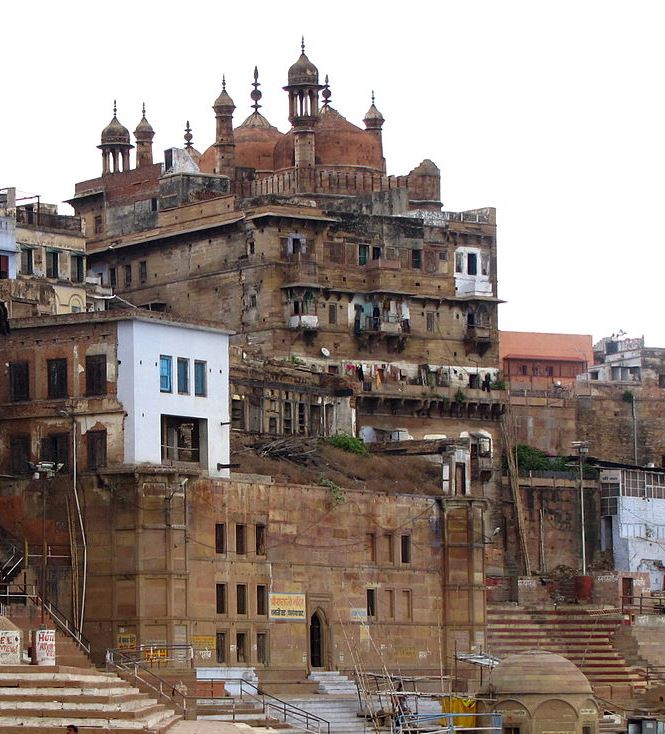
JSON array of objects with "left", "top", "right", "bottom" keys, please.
[{"left": 309, "top": 609, "right": 327, "bottom": 669}]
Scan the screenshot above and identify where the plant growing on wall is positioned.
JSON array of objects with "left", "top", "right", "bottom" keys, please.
[
  {"left": 318, "top": 475, "right": 347, "bottom": 505},
  {"left": 327, "top": 433, "right": 369, "bottom": 456},
  {"left": 454, "top": 388, "right": 466, "bottom": 403}
]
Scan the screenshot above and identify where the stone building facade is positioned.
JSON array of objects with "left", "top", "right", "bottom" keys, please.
[{"left": 0, "top": 186, "right": 102, "bottom": 317}]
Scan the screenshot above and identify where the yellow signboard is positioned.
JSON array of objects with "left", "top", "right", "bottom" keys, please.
[
  {"left": 269, "top": 592, "right": 306, "bottom": 620},
  {"left": 116, "top": 633, "right": 136, "bottom": 650}
]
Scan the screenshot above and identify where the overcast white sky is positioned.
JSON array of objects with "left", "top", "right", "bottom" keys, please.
[{"left": 2, "top": 1, "right": 664, "bottom": 346}]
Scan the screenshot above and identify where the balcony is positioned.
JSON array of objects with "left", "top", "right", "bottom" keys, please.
[
  {"left": 284, "top": 252, "right": 318, "bottom": 282},
  {"left": 288, "top": 314, "right": 319, "bottom": 330},
  {"left": 464, "top": 325, "right": 493, "bottom": 356}
]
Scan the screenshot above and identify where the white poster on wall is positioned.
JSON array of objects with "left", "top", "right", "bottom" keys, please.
[
  {"left": 0, "top": 631, "right": 21, "bottom": 665},
  {"left": 33, "top": 629, "right": 56, "bottom": 666}
]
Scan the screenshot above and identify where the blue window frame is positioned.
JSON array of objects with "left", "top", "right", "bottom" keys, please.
[
  {"left": 177, "top": 358, "right": 189, "bottom": 394},
  {"left": 160, "top": 355, "right": 172, "bottom": 392},
  {"left": 194, "top": 360, "right": 207, "bottom": 397}
]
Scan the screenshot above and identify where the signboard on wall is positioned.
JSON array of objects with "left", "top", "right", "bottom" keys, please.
[
  {"left": 269, "top": 592, "right": 306, "bottom": 620},
  {"left": 116, "top": 633, "right": 137, "bottom": 650},
  {"left": 33, "top": 629, "right": 56, "bottom": 665},
  {"left": 0, "top": 631, "right": 21, "bottom": 665}
]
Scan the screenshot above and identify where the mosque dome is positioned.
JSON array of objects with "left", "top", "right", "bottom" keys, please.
[
  {"left": 101, "top": 103, "right": 130, "bottom": 146},
  {"left": 287, "top": 42, "right": 319, "bottom": 86},
  {"left": 273, "top": 107, "right": 383, "bottom": 171},
  {"left": 134, "top": 105, "right": 155, "bottom": 141},
  {"left": 487, "top": 650, "right": 593, "bottom": 696}
]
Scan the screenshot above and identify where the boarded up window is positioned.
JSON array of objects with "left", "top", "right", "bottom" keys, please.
[
  {"left": 424, "top": 250, "right": 438, "bottom": 273},
  {"left": 215, "top": 523, "right": 226, "bottom": 553},
  {"left": 10, "top": 435, "right": 31, "bottom": 474},
  {"left": 255, "top": 524, "right": 266, "bottom": 555},
  {"left": 86, "top": 354, "right": 107, "bottom": 396},
  {"left": 257, "top": 632, "right": 267, "bottom": 664},
  {"left": 236, "top": 584, "right": 247, "bottom": 614},
  {"left": 216, "top": 632, "right": 226, "bottom": 663},
  {"left": 41, "top": 433, "right": 69, "bottom": 470},
  {"left": 47, "top": 359, "right": 68, "bottom": 399},
  {"left": 257, "top": 585, "right": 267, "bottom": 615},
  {"left": 236, "top": 524, "right": 246, "bottom": 555},
  {"left": 10, "top": 362, "right": 29, "bottom": 401},
  {"left": 87, "top": 430, "right": 107, "bottom": 470},
  {"left": 326, "top": 242, "right": 345, "bottom": 264},
  {"left": 216, "top": 583, "right": 227, "bottom": 614},
  {"left": 328, "top": 303, "right": 337, "bottom": 325}
]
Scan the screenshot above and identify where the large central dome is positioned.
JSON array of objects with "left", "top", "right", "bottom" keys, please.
[{"left": 273, "top": 107, "right": 383, "bottom": 171}]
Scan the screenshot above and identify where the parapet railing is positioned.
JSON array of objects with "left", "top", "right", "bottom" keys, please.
[
  {"left": 196, "top": 676, "right": 330, "bottom": 734},
  {"left": 107, "top": 644, "right": 194, "bottom": 669},
  {"left": 621, "top": 594, "right": 665, "bottom": 615}
]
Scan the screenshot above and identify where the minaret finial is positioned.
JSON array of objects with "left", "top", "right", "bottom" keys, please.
[
  {"left": 222, "top": 75, "right": 226, "bottom": 91},
  {"left": 113, "top": 99, "right": 117, "bottom": 117},
  {"left": 250, "top": 66, "right": 262, "bottom": 113},
  {"left": 301, "top": 35, "right": 305, "bottom": 54},
  {"left": 142, "top": 102, "right": 146, "bottom": 118},
  {"left": 322, "top": 74, "right": 331, "bottom": 109},
  {"left": 184, "top": 120, "right": 193, "bottom": 150},
  {"left": 371, "top": 90, "right": 375, "bottom": 105}
]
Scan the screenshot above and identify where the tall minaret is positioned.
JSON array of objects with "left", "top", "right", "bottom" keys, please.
[
  {"left": 364, "top": 91, "right": 386, "bottom": 173},
  {"left": 213, "top": 76, "right": 236, "bottom": 178},
  {"left": 134, "top": 103, "right": 155, "bottom": 169},
  {"left": 283, "top": 38, "right": 323, "bottom": 193}
]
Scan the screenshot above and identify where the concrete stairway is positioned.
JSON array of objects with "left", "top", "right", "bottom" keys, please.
[
  {"left": 613, "top": 622, "right": 665, "bottom": 682},
  {"left": 308, "top": 671, "right": 357, "bottom": 695},
  {"left": 487, "top": 605, "right": 647, "bottom": 697},
  {"left": 0, "top": 665, "right": 180, "bottom": 732}
]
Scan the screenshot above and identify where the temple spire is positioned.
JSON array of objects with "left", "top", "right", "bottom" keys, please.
[{"left": 251, "top": 66, "right": 262, "bottom": 113}]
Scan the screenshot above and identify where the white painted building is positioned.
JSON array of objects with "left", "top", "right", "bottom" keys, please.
[
  {"left": 600, "top": 466, "right": 665, "bottom": 591},
  {"left": 117, "top": 315, "right": 232, "bottom": 478}
]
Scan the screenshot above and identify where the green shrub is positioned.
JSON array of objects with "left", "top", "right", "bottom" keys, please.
[
  {"left": 327, "top": 433, "right": 369, "bottom": 456},
  {"left": 318, "top": 475, "right": 347, "bottom": 505},
  {"left": 454, "top": 388, "right": 466, "bottom": 403}
]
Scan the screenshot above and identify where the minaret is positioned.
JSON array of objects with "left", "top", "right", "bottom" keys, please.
[
  {"left": 283, "top": 38, "right": 323, "bottom": 193},
  {"left": 98, "top": 101, "right": 133, "bottom": 175},
  {"left": 212, "top": 76, "right": 236, "bottom": 178},
  {"left": 364, "top": 91, "right": 386, "bottom": 173},
  {"left": 134, "top": 103, "right": 155, "bottom": 169}
]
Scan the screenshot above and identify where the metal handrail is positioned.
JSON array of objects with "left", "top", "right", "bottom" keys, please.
[
  {"left": 1, "top": 583, "right": 91, "bottom": 656},
  {"left": 196, "top": 677, "right": 330, "bottom": 734},
  {"left": 107, "top": 645, "right": 194, "bottom": 668},
  {"left": 621, "top": 594, "right": 665, "bottom": 615},
  {"left": 107, "top": 649, "right": 188, "bottom": 715}
]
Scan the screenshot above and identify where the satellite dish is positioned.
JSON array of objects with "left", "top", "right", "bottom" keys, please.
[{"left": 321, "top": 347, "right": 331, "bottom": 358}]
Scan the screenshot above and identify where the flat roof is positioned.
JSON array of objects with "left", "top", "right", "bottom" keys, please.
[{"left": 7, "top": 309, "right": 235, "bottom": 335}]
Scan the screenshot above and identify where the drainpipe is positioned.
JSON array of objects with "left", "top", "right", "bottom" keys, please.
[
  {"left": 632, "top": 397, "right": 638, "bottom": 465},
  {"left": 70, "top": 415, "right": 87, "bottom": 636}
]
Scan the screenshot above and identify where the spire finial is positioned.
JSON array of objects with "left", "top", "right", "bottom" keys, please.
[
  {"left": 371, "top": 90, "right": 375, "bottom": 105},
  {"left": 184, "top": 120, "right": 193, "bottom": 149},
  {"left": 322, "top": 74, "right": 331, "bottom": 108},
  {"left": 142, "top": 102, "right": 146, "bottom": 118},
  {"left": 301, "top": 35, "right": 305, "bottom": 54},
  {"left": 250, "top": 66, "right": 262, "bottom": 113},
  {"left": 222, "top": 75, "right": 226, "bottom": 91},
  {"left": 113, "top": 99, "right": 117, "bottom": 117}
]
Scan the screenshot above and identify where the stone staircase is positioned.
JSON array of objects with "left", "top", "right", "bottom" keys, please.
[
  {"left": 613, "top": 622, "right": 665, "bottom": 682},
  {"left": 487, "top": 605, "right": 647, "bottom": 697},
  {"left": 308, "top": 671, "right": 357, "bottom": 695},
  {"left": 0, "top": 666, "right": 180, "bottom": 732}
]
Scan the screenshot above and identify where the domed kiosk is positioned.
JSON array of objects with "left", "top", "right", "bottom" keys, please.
[{"left": 480, "top": 650, "right": 599, "bottom": 734}]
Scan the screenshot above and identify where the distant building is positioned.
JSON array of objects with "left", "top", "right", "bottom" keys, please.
[
  {"left": 500, "top": 331, "right": 593, "bottom": 391},
  {"left": 0, "top": 186, "right": 108, "bottom": 317},
  {"left": 585, "top": 335, "right": 665, "bottom": 388}
]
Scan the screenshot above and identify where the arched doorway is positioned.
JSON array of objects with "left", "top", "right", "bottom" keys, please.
[{"left": 309, "top": 611, "right": 325, "bottom": 669}]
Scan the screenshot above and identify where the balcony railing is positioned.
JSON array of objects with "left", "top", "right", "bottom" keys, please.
[
  {"left": 355, "top": 314, "right": 408, "bottom": 335},
  {"left": 289, "top": 314, "right": 319, "bottom": 330}
]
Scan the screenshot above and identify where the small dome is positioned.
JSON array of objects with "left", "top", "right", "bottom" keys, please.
[
  {"left": 364, "top": 94, "right": 385, "bottom": 127},
  {"left": 101, "top": 112, "right": 130, "bottom": 146},
  {"left": 214, "top": 78, "right": 235, "bottom": 111},
  {"left": 288, "top": 50, "right": 319, "bottom": 86},
  {"left": 487, "top": 651, "right": 593, "bottom": 696},
  {"left": 134, "top": 106, "right": 154, "bottom": 141}
]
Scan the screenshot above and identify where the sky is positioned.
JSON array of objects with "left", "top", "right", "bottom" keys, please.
[{"left": 2, "top": 0, "right": 664, "bottom": 346}]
